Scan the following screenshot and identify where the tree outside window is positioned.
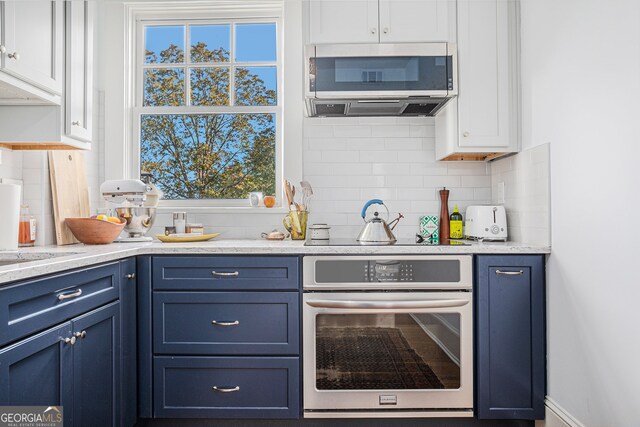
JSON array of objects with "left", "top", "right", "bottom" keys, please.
[{"left": 139, "top": 22, "right": 278, "bottom": 201}]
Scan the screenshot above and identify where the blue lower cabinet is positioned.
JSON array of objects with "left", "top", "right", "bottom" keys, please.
[
  {"left": 71, "top": 302, "right": 121, "bottom": 427},
  {"left": 0, "top": 323, "right": 73, "bottom": 425},
  {"left": 475, "top": 255, "right": 546, "bottom": 420},
  {"left": 153, "top": 292, "right": 299, "bottom": 355},
  {"left": 153, "top": 356, "right": 300, "bottom": 419}
]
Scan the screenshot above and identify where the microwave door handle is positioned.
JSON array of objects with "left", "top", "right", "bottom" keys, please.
[{"left": 305, "top": 298, "right": 469, "bottom": 310}]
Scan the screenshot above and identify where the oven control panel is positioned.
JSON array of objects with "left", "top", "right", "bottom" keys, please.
[{"left": 303, "top": 255, "right": 473, "bottom": 290}]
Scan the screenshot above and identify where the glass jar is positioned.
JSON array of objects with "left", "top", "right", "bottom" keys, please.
[{"left": 18, "top": 204, "right": 36, "bottom": 247}]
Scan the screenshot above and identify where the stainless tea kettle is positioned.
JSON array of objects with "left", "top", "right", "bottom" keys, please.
[{"left": 356, "top": 199, "right": 404, "bottom": 245}]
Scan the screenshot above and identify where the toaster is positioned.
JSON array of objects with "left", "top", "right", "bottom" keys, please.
[{"left": 464, "top": 205, "right": 508, "bottom": 241}]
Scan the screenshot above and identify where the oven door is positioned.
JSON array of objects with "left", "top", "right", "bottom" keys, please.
[{"left": 303, "top": 291, "right": 472, "bottom": 415}]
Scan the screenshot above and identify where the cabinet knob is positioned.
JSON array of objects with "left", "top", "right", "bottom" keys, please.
[
  {"left": 370, "top": 28, "right": 377, "bottom": 34},
  {"left": 7, "top": 52, "right": 19, "bottom": 61},
  {"left": 74, "top": 330, "right": 87, "bottom": 339},
  {"left": 0, "top": 45, "right": 5, "bottom": 54},
  {"left": 383, "top": 27, "right": 389, "bottom": 34},
  {"left": 71, "top": 121, "right": 81, "bottom": 126},
  {"left": 463, "top": 131, "right": 470, "bottom": 137},
  {"left": 126, "top": 273, "right": 135, "bottom": 279},
  {"left": 62, "top": 336, "right": 77, "bottom": 346}
]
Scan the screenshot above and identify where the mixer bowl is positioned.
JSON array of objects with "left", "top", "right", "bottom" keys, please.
[{"left": 116, "top": 207, "right": 157, "bottom": 238}]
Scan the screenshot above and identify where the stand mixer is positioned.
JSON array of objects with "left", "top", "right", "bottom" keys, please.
[{"left": 100, "top": 179, "right": 157, "bottom": 242}]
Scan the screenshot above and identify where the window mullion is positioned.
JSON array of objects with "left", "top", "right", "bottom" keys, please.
[
  {"left": 185, "top": 23, "right": 191, "bottom": 107},
  {"left": 229, "top": 22, "right": 235, "bottom": 106}
]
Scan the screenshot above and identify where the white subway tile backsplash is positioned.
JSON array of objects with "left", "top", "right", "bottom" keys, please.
[
  {"left": 301, "top": 118, "right": 492, "bottom": 239},
  {"left": 461, "top": 175, "right": 492, "bottom": 187},
  {"left": 424, "top": 175, "right": 462, "bottom": 188},
  {"left": 385, "top": 175, "right": 422, "bottom": 187},
  {"left": 384, "top": 137, "right": 424, "bottom": 150},
  {"left": 333, "top": 125, "right": 372, "bottom": 138},
  {"left": 397, "top": 150, "right": 436, "bottom": 163},
  {"left": 360, "top": 150, "right": 398, "bottom": 163},
  {"left": 371, "top": 163, "right": 410, "bottom": 176},
  {"left": 491, "top": 144, "right": 551, "bottom": 246},
  {"left": 321, "top": 151, "right": 359, "bottom": 163},
  {"left": 371, "top": 125, "right": 411, "bottom": 138}
]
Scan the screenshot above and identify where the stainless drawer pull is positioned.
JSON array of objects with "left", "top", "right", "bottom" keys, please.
[
  {"left": 212, "top": 386, "right": 240, "bottom": 393},
  {"left": 495, "top": 270, "right": 524, "bottom": 276},
  {"left": 57, "top": 289, "right": 83, "bottom": 301},
  {"left": 74, "top": 330, "right": 87, "bottom": 339},
  {"left": 211, "top": 271, "right": 239, "bottom": 277},
  {"left": 211, "top": 320, "right": 240, "bottom": 326}
]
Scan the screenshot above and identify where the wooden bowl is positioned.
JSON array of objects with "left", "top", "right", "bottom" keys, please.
[{"left": 65, "top": 218, "right": 125, "bottom": 244}]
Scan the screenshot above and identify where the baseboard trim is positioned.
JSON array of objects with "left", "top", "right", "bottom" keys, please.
[{"left": 543, "top": 398, "right": 586, "bottom": 427}]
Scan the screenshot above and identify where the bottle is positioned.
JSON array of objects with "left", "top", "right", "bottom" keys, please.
[
  {"left": 438, "top": 188, "right": 450, "bottom": 243},
  {"left": 173, "top": 212, "right": 187, "bottom": 234},
  {"left": 449, "top": 205, "right": 464, "bottom": 239},
  {"left": 18, "top": 204, "right": 36, "bottom": 247}
]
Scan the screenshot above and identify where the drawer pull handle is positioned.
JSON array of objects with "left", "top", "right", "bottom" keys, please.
[
  {"left": 74, "top": 330, "right": 87, "bottom": 339},
  {"left": 211, "top": 320, "right": 240, "bottom": 326},
  {"left": 211, "top": 271, "right": 239, "bottom": 277},
  {"left": 57, "top": 289, "right": 83, "bottom": 301},
  {"left": 212, "top": 386, "right": 240, "bottom": 393},
  {"left": 495, "top": 270, "right": 524, "bottom": 276}
]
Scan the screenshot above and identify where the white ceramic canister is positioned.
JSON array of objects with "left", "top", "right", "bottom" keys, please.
[
  {"left": 308, "top": 223, "right": 331, "bottom": 240},
  {"left": 0, "top": 184, "right": 21, "bottom": 251}
]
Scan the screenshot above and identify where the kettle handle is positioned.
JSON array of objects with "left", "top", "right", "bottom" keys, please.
[{"left": 361, "top": 199, "right": 384, "bottom": 219}]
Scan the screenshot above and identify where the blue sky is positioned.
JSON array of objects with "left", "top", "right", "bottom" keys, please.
[{"left": 144, "top": 23, "right": 277, "bottom": 90}]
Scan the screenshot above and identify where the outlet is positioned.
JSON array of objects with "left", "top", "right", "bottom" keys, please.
[{"left": 498, "top": 182, "right": 505, "bottom": 204}]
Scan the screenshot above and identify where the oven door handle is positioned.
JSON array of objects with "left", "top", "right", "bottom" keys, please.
[{"left": 305, "top": 298, "right": 469, "bottom": 309}]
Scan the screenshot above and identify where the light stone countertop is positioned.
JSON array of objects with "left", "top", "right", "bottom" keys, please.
[{"left": 0, "top": 239, "right": 550, "bottom": 285}]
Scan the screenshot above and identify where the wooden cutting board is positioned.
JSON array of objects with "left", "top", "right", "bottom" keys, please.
[{"left": 49, "top": 151, "right": 91, "bottom": 245}]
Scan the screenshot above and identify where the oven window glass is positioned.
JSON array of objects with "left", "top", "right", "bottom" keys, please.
[
  {"left": 311, "top": 56, "right": 452, "bottom": 92},
  {"left": 315, "top": 313, "right": 461, "bottom": 390},
  {"left": 315, "top": 259, "right": 460, "bottom": 283}
]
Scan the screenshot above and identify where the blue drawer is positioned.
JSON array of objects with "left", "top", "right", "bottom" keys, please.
[
  {"left": 153, "top": 356, "right": 300, "bottom": 419},
  {"left": 152, "top": 256, "right": 299, "bottom": 291},
  {"left": 0, "top": 262, "right": 120, "bottom": 347},
  {"left": 153, "top": 292, "right": 299, "bottom": 355}
]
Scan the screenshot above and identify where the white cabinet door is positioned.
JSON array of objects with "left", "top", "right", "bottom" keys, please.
[
  {"left": 456, "top": 0, "right": 513, "bottom": 148},
  {"left": 65, "top": 1, "right": 93, "bottom": 142},
  {"left": 379, "top": 0, "right": 453, "bottom": 43},
  {"left": 2, "top": 1, "right": 63, "bottom": 95},
  {"left": 309, "top": 0, "right": 379, "bottom": 44}
]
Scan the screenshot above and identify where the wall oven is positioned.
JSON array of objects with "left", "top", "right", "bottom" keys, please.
[{"left": 303, "top": 255, "right": 473, "bottom": 418}]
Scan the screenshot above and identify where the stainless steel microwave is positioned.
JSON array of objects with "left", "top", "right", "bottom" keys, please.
[{"left": 305, "top": 43, "right": 457, "bottom": 117}]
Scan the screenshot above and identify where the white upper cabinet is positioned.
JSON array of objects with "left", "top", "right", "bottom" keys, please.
[
  {"left": 309, "top": 0, "right": 379, "bottom": 44},
  {"left": 435, "top": 0, "right": 519, "bottom": 161},
  {"left": 378, "top": 0, "right": 452, "bottom": 43},
  {"left": 308, "top": 0, "right": 455, "bottom": 44},
  {"left": 0, "top": 1, "right": 64, "bottom": 98},
  {"left": 65, "top": 1, "right": 93, "bottom": 142}
]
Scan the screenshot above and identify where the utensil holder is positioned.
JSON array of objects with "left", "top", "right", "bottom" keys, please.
[{"left": 283, "top": 211, "right": 308, "bottom": 240}]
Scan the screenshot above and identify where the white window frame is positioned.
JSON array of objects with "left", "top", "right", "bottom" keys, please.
[{"left": 129, "top": 3, "right": 286, "bottom": 209}]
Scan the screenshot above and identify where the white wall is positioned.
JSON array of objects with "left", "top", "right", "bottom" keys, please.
[{"left": 520, "top": 0, "right": 640, "bottom": 425}]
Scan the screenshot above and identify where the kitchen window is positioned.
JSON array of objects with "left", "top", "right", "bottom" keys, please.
[{"left": 134, "top": 13, "right": 282, "bottom": 206}]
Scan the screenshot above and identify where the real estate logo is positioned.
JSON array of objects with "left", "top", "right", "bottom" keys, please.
[{"left": 0, "top": 406, "right": 63, "bottom": 427}]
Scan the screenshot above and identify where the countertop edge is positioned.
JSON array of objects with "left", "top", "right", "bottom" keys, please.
[{"left": 0, "top": 241, "right": 551, "bottom": 286}]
